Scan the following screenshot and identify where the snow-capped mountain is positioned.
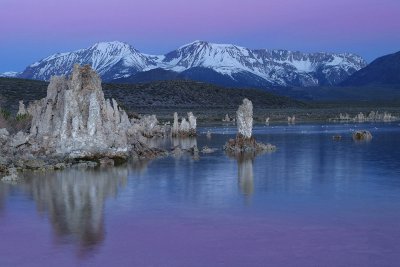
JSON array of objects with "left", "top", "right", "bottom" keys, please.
[
  {"left": 158, "top": 41, "right": 366, "bottom": 86},
  {"left": 17, "top": 40, "right": 367, "bottom": 87},
  {"left": 19, "top": 41, "right": 156, "bottom": 81},
  {"left": 0, "top": 71, "right": 20, "bottom": 78}
]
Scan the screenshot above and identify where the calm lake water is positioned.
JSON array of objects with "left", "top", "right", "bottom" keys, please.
[{"left": 1, "top": 123, "right": 400, "bottom": 267}]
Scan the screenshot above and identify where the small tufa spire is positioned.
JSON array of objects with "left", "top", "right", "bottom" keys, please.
[
  {"left": 17, "top": 100, "right": 27, "bottom": 116},
  {"left": 236, "top": 98, "right": 253, "bottom": 139}
]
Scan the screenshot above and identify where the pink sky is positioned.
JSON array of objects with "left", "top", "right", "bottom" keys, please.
[{"left": 1, "top": 0, "right": 399, "bottom": 71}]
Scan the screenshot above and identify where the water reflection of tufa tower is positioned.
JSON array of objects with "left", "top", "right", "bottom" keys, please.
[
  {"left": 22, "top": 168, "right": 128, "bottom": 256},
  {"left": 237, "top": 154, "right": 254, "bottom": 196}
]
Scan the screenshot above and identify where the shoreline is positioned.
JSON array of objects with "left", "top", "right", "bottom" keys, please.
[{"left": 2, "top": 120, "right": 396, "bottom": 181}]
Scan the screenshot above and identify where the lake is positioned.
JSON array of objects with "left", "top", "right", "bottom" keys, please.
[{"left": 1, "top": 123, "right": 400, "bottom": 267}]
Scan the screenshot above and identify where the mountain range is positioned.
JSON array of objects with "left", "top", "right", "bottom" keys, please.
[{"left": 3, "top": 41, "right": 368, "bottom": 88}]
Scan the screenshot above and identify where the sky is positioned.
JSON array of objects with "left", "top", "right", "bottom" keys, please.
[{"left": 0, "top": 0, "right": 399, "bottom": 72}]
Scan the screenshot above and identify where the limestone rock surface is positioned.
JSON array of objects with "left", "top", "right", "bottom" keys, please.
[
  {"left": 236, "top": 98, "right": 253, "bottom": 138},
  {"left": 28, "top": 64, "right": 132, "bottom": 158}
]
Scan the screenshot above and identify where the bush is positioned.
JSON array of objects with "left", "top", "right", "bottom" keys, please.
[
  {"left": 16, "top": 113, "right": 30, "bottom": 121},
  {"left": 0, "top": 108, "right": 11, "bottom": 120},
  {"left": 0, "top": 109, "right": 32, "bottom": 134}
]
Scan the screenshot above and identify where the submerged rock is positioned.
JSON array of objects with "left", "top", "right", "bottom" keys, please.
[
  {"left": 352, "top": 130, "right": 373, "bottom": 141},
  {"left": 201, "top": 146, "right": 217, "bottom": 154},
  {"left": 222, "top": 114, "right": 234, "bottom": 122},
  {"left": 171, "top": 146, "right": 184, "bottom": 157},
  {"left": 332, "top": 135, "right": 342, "bottom": 141}
]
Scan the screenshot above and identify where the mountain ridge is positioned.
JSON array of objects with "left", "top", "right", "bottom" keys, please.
[
  {"left": 9, "top": 40, "right": 367, "bottom": 88},
  {"left": 341, "top": 51, "right": 400, "bottom": 86}
]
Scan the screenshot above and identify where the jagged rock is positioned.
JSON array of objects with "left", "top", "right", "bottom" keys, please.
[
  {"left": 54, "top": 163, "right": 67, "bottom": 170},
  {"left": 45, "top": 165, "right": 55, "bottom": 171},
  {"left": 0, "top": 156, "right": 9, "bottom": 173},
  {"left": 190, "top": 145, "right": 199, "bottom": 155},
  {"left": 236, "top": 98, "right": 253, "bottom": 138},
  {"left": 256, "top": 142, "right": 277, "bottom": 151},
  {"left": 72, "top": 161, "right": 97, "bottom": 168},
  {"left": 76, "top": 162, "right": 89, "bottom": 169},
  {"left": 10, "top": 131, "right": 29, "bottom": 148},
  {"left": 331, "top": 111, "right": 398, "bottom": 122},
  {"left": 222, "top": 114, "right": 232, "bottom": 122},
  {"left": 86, "top": 161, "right": 98, "bottom": 168},
  {"left": 340, "top": 113, "right": 350, "bottom": 120},
  {"left": 201, "top": 146, "right": 216, "bottom": 154},
  {"left": 355, "top": 112, "right": 365, "bottom": 122},
  {"left": 0, "top": 128, "right": 9, "bottom": 139},
  {"left": 172, "top": 112, "right": 197, "bottom": 137},
  {"left": 352, "top": 130, "right": 373, "bottom": 141},
  {"left": 132, "top": 114, "right": 167, "bottom": 138},
  {"left": 1, "top": 168, "right": 19, "bottom": 182},
  {"left": 187, "top": 112, "right": 197, "bottom": 136},
  {"left": 172, "top": 112, "right": 179, "bottom": 136},
  {"left": 99, "top": 157, "right": 114, "bottom": 166},
  {"left": 142, "top": 115, "right": 161, "bottom": 137},
  {"left": 332, "top": 135, "right": 342, "bottom": 141},
  {"left": 28, "top": 64, "right": 133, "bottom": 158},
  {"left": 191, "top": 145, "right": 200, "bottom": 160},
  {"left": 171, "top": 146, "right": 184, "bottom": 157},
  {"left": 288, "top": 115, "right": 296, "bottom": 124},
  {"left": 224, "top": 98, "right": 276, "bottom": 153},
  {"left": 224, "top": 135, "right": 276, "bottom": 153},
  {"left": 17, "top": 100, "right": 27, "bottom": 116},
  {"left": 22, "top": 158, "right": 46, "bottom": 170},
  {"left": 180, "top": 118, "right": 190, "bottom": 133}
]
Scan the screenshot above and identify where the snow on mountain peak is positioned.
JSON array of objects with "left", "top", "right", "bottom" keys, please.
[
  {"left": 0, "top": 71, "right": 20, "bottom": 78},
  {"left": 18, "top": 40, "right": 367, "bottom": 86},
  {"left": 21, "top": 41, "right": 156, "bottom": 81}
]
